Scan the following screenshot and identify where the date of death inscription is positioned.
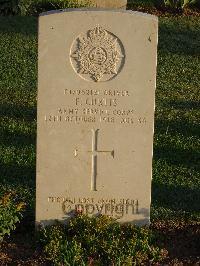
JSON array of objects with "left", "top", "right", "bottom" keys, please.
[
  {"left": 44, "top": 89, "right": 147, "bottom": 126},
  {"left": 48, "top": 197, "right": 139, "bottom": 219}
]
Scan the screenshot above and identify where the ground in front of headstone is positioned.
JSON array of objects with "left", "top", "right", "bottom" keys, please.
[{"left": 0, "top": 221, "right": 199, "bottom": 265}]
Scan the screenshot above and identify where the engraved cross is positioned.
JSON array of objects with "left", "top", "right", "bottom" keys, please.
[{"left": 74, "top": 129, "right": 114, "bottom": 191}]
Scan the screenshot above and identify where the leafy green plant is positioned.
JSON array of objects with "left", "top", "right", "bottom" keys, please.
[
  {"left": 0, "top": 0, "right": 91, "bottom": 16},
  {"left": 0, "top": 191, "right": 25, "bottom": 242},
  {"left": 127, "top": 0, "right": 199, "bottom": 11},
  {"left": 39, "top": 214, "right": 167, "bottom": 265},
  {"left": 20, "top": 0, "right": 90, "bottom": 15},
  {"left": 154, "top": 0, "right": 199, "bottom": 10},
  {"left": 163, "top": 0, "right": 198, "bottom": 9},
  {"left": 40, "top": 222, "right": 84, "bottom": 265}
]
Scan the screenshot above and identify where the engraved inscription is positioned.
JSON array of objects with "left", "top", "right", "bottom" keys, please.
[
  {"left": 48, "top": 196, "right": 139, "bottom": 219},
  {"left": 44, "top": 112, "right": 147, "bottom": 125},
  {"left": 64, "top": 89, "right": 129, "bottom": 97},
  {"left": 70, "top": 25, "right": 125, "bottom": 82},
  {"left": 44, "top": 88, "right": 148, "bottom": 126},
  {"left": 75, "top": 129, "right": 114, "bottom": 191}
]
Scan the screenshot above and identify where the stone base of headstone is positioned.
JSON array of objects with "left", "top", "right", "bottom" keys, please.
[{"left": 77, "top": 0, "right": 127, "bottom": 9}]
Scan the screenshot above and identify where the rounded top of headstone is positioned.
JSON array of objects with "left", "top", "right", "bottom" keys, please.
[{"left": 39, "top": 9, "right": 158, "bottom": 22}]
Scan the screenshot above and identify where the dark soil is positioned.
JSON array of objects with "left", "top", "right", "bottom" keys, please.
[
  {"left": 0, "top": 220, "right": 48, "bottom": 266},
  {"left": 152, "top": 221, "right": 200, "bottom": 265}
]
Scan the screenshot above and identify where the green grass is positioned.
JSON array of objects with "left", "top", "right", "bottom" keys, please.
[
  {"left": 0, "top": 16, "right": 199, "bottom": 226},
  {"left": 152, "top": 17, "right": 200, "bottom": 222},
  {"left": 0, "top": 17, "right": 37, "bottom": 213}
]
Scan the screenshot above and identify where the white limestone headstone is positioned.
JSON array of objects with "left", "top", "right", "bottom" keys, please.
[{"left": 36, "top": 9, "right": 158, "bottom": 226}]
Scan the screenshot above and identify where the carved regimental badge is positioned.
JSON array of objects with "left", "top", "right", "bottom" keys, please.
[{"left": 70, "top": 25, "right": 125, "bottom": 82}]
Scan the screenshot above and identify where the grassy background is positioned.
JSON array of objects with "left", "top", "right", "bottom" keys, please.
[
  {"left": 0, "top": 17, "right": 37, "bottom": 219},
  {"left": 153, "top": 17, "right": 200, "bottom": 222},
  {"left": 0, "top": 16, "right": 199, "bottom": 226}
]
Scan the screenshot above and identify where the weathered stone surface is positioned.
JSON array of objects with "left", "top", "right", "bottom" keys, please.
[
  {"left": 78, "top": 0, "right": 127, "bottom": 9},
  {"left": 36, "top": 10, "right": 158, "bottom": 226}
]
